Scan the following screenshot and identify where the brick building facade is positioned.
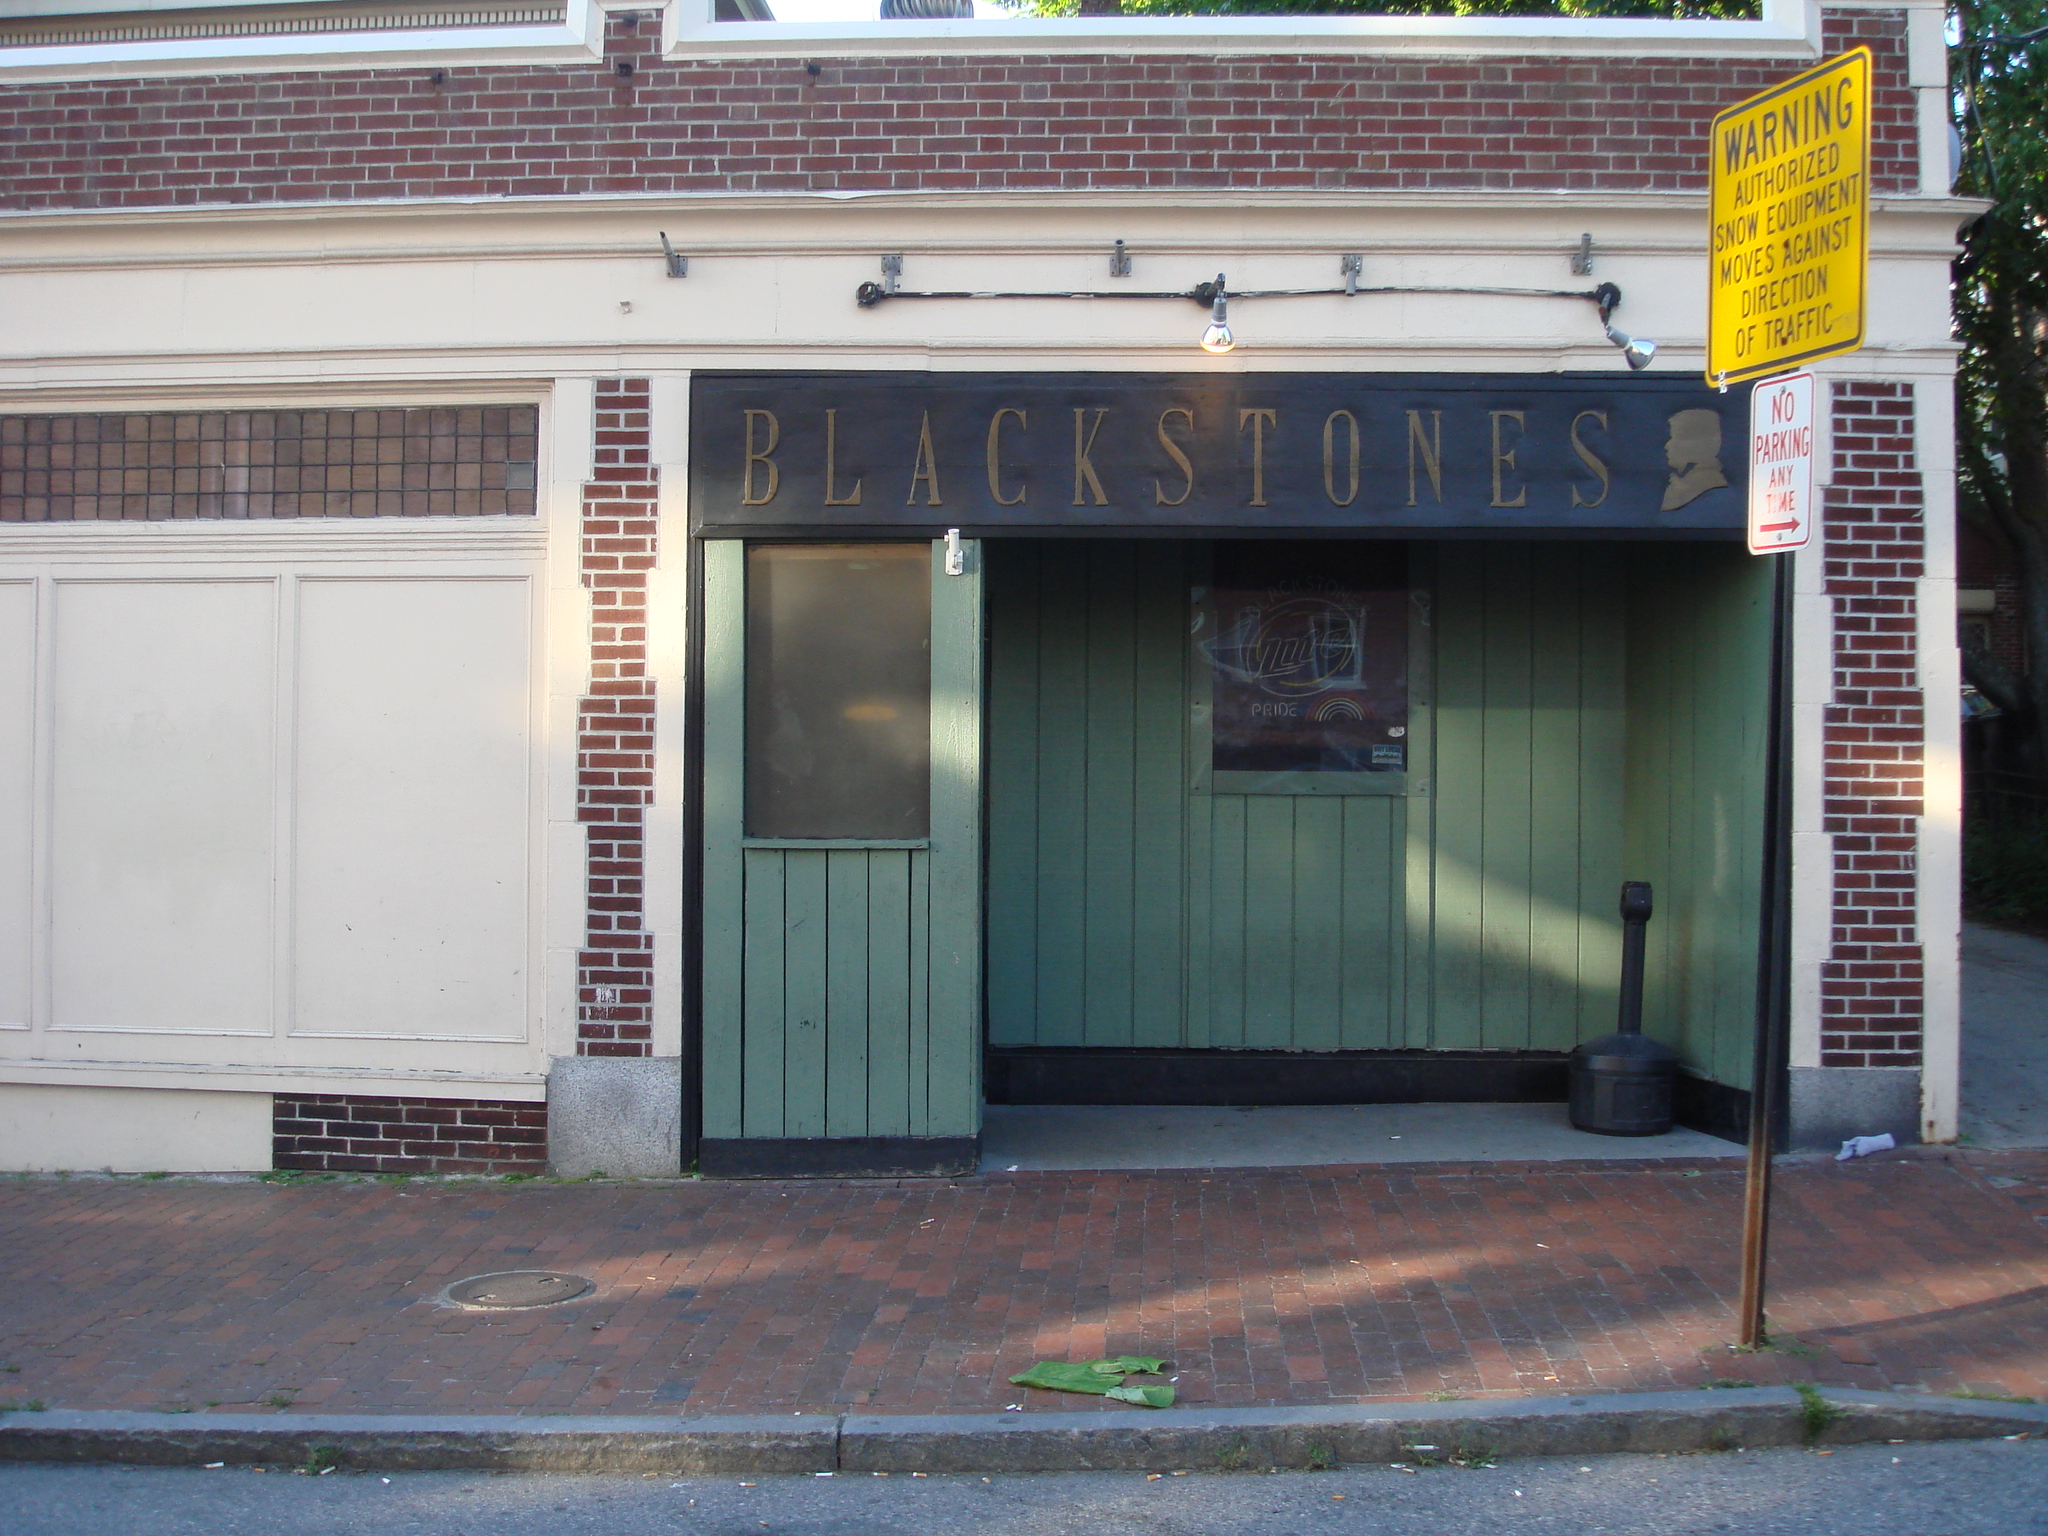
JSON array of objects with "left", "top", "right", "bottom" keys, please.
[{"left": 0, "top": 0, "right": 1967, "bottom": 1173}]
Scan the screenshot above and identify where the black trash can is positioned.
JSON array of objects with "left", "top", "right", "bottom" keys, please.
[
  {"left": 1568, "top": 880, "right": 1680, "bottom": 1136},
  {"left": 1568, "top": 1029, "right": 1680, "bottom": 1136}
]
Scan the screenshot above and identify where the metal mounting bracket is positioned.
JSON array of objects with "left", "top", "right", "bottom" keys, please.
[
  {"left": 659, "top": 232, "right": 687, "bottom": 278},
  {"left": 1340, "top": 253, "right": 1362, "bottom": 295},
  {"left": 881, "top": 254, "right": 903, "bottom": 295},
  {"left": 1111, "top": 239, "right": 1132, "bottom": 278},
  {"left": 1571, "top": 233, "right": 1594, "bottom": 276}
]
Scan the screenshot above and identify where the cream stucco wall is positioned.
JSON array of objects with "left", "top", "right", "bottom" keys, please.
[{"left": 0, "top": 1083, "right": 272, "bottom": 1171}]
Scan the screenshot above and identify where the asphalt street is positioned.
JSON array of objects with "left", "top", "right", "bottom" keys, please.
[{"left": 6, "top": 1437, "right": 2048, "bottom": 1536}]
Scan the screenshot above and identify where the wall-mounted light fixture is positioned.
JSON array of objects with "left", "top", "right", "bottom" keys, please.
[
  {"left": 1199, "top": 274, "right": 1233, "bottom": 354},
  {"left": 1594, "top": 281, "right": 1658, "bottom": 371},
  {"left": 855, "top": 263, "right": 1656, "bottom": 367}
]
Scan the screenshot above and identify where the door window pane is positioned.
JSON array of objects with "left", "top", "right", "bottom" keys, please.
[
  {"left": 745, "top": 543, "right": 931, "bottom": 838},
  {"left": 1204, "top": 541, "right": 1409, "bottom": 774}
]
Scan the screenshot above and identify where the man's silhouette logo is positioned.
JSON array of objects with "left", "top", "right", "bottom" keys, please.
[{"left": 1661, "top": 408, "right": 1730, "bottom": 511}]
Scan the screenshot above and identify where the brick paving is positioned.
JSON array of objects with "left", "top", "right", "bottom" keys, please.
[{"left": 5, "top": 1150, "right": 2048, "bottom": 1420}]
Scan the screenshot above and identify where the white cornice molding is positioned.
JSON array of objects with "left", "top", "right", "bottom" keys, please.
[
  {"left": 0, "top": 1056, "right": 548, "bottom": 1099},
  {"left": 0, "top": 190, "right": 1985, "bottom": 267},
  {"left": 663, "top": 0, "right": 1822, "bottom": 61},
  {"left": 0, "top": 0, "right": 600, "bottom": 81},
  {"left": 0, "top": 522, "right": 551, "bottom": 558}
]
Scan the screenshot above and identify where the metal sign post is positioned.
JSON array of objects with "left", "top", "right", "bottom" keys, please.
[
  {"left": 1737, "top": 373, "right": 1813, "bottom": 1346},
  {"left": 1738, "top": 548, "right": 1795, "bottom": 1350}
]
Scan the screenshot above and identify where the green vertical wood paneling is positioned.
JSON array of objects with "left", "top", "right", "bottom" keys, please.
[
  {"left": 1206, "top": 794, "right": 1249, "bottom": 1048},
  {"left": 708, "top": 529, "right": 1762, "bottom": 1134},
  {"left": 1129, "top": 546, "right": 1188, "bottom": 1047},
  {"left": 739, "top": 849, "right": 786, "bottom": 1135},
  {"left": 1082, "top": 544, "right": 1138, "bottom": 1046},
  {"left": 1430, "top": 549, "right": 1488, "bottom": 1049},
  {"left": 834, "top": 535, "right": 1765, "bottom": 1112},
  {"left": 1289, "top": 797, "right": 1345, "bottom": 1052},
  {"left": 1032, "top": 546, "right": 1090, "bottom": 1046},
  {"left": 1574, "top": 545, "right": 1629, "bottom": 1041},
  {"left": 925, "top": 537, "right": 984, "bottom": 1136},
  {"left": 866, "top": 851, "right": 914, "bottom": 1136},
  {"left": 780, "top": 850, "right": 830, "bottom": 1137},
  {"left": 1622, "top": 545, "right": 1769, "bottom": 1090},
  {"left": 1341, "top": 796, "right": 1400, "bottom": 1049},
  {"left": 1526, "top": 543, "right": 1588, "bottom": 1052},
  {"left": 1623, "top": 546, "right": 1770, "bottom": 1089},
  {"left": 985, "top": 542, "right": 1041, "bottom": 1048},
  {"left": 825, "top": 849, "right": 872, "bottom": 1137},
  {"left": 1478, "top": 547, "right": 1535, "bottom": 1049},
  {"left": 701, "top": 541, "right": 748, "bottom": 1137},
  {"left": 1240, "top": 797, "right": 1298, "bottom": 1049}
]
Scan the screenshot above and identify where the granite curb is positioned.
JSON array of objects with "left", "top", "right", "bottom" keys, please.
[{"left": 4, "top": 1389, "right": 2046, "bottom": 1474}]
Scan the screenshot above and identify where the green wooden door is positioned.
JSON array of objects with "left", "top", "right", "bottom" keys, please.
[{"left": 700, "top": 537, "right": 983, "bottom": 1172}]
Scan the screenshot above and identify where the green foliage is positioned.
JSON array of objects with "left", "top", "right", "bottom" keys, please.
[
  {"left": 1964, "top": 816, "right": 2048, "bottom": 920},
  {"left": 1793, "top": 1382, "right": 1845, "bottom": 1444},
  {"left": 301, "top": 1445, "right": 342, "bottom": 1475},
  {"left": 1305, "top": 1442, "right": 1337, "bottom": 1470},
  {"left": 1956, "top": 1, "right": 2048, "bottom": 754},
  {"left": 1214, "top": 1438, "right": 1255, "bottom": 1471},
  {"left": 998, "top": 0, "right": 1753, "bottom": 17}
]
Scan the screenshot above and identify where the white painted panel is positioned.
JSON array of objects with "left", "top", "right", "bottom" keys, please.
[
  {"left": 50, "top": 580, "right": 277, "bottom": 1035},
  {"left": 0, "top": 582, "right": 33, "bottom": 1031},
  {"left": 292, "top": 577, "right": 533, "bottom": 1039},
  {"left": 0, "top": 1083, "right": 271, "bottom": 1172}
]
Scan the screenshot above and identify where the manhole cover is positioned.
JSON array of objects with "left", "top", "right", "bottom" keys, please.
[{"left": 445, "top": 1271, "right": 593, "bottom": 1309}]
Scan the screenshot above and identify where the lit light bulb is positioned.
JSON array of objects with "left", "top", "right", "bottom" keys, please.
[
  {"left": 1604, "top": 323, "right": 1657, "bottom": 371},
  {"left": 1200, "top": 276, "right": 1233, "bottom": 354}
]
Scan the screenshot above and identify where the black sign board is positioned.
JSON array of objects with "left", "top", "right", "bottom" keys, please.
[{"left": 689, "top": 371, "right": 1750, "bottom": 537}]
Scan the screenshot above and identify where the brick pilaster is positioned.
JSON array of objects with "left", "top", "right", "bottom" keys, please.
[
  {"left": 1819, "top": 380, "right": 1924, "bottom": 1067},
  {"left": 575, "top": 378, "right": 658, "bottom": 1056}
]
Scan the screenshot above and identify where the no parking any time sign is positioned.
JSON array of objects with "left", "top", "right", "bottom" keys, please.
[{"left": 1747, "top": 371, "right": 1815, "bottom": 555}]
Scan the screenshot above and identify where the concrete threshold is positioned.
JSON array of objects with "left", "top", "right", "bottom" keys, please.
[{"left": 3, "top": 1389, "right": 2045, "bottom": 1474}]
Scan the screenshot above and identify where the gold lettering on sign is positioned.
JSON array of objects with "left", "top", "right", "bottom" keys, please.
[
  {"left": 1405, "top": 410, "right": 1442, "bottom": 506},
  {"left": 1155, "top": 408, "right": 1195, "bottom": 506},
  {"left": 1569, "top": 410, "right": 1611, "bottom": 508},
  {"left": 908, "top": 410, "right": 943, "bottom": 505},
  {"left": 987, "top": 407, "right": 1027, "bottom": 506},
  {"left": 1489, "top": 410, "right": 1527, "bottom": 508},
  {"left": 1322, "top": 410, "right": 1360, "bottom": 507},
  {"left": 1073, "top": 408, "right": 1110, "bottom": 506},
  {"left": 742, "top": 409, "right": 780, "bottom": 505},
  {"left": 824, "top": 408, "right": 862, "bottom": 506},
  {"left": 1238, "top": 408, "right": 1277, "bottom": 507}
]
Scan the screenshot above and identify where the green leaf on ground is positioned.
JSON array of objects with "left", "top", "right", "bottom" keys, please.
[
  {"left": 1090, "top": 1356, "right": 1166, "bottom": 1376},
  {"left": 1105, "top": 1382, "right": 1176, "bottom": 1408},
  {"left": 1008, "top": 1361, "right": 1118, "bottom": 1395}
]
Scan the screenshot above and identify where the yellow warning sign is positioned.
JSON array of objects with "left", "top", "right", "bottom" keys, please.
[{"left": 1707, "top": 47, "right": 1870, "bottom": 386}]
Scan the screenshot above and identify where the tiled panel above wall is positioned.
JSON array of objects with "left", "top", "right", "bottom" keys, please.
[{"left": 0, "top": 405, "right": 539, "bottom": 522}]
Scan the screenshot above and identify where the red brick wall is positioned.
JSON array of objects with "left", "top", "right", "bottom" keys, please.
[
  {"left": 1820, "top": 380, "right": 1923, "bottom": 1069},
  {"left": 0, "top": 10, "right": 1915, "bottom": 210},
  {"left": 273, "top": 1093, "right": 547, "bottom": 1174},
  {"left": 576, "top": 378, "right": 658, "bottom": 1057}
]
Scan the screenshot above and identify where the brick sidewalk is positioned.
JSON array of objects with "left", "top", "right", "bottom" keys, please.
[{"left": 4, "top": 1150, "right": 2048, "bottom": 1419}]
